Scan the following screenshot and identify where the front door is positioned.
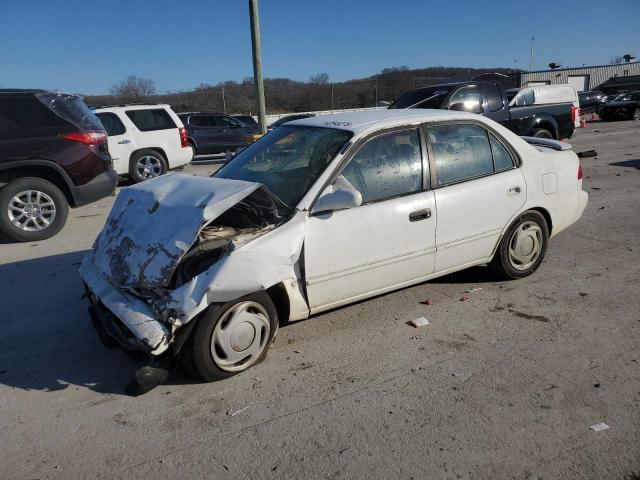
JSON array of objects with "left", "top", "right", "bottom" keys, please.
[
  {"left": 96, "top": 112, "right": 133, "bottom": 174},
  {"left": 305, "top": 127, "right": 437, "bottom": 312},
  {"left": 425, "top": 123, "right": 526, "bottom": 272}
]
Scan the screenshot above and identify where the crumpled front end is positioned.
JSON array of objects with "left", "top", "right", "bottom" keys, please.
[{"left": 79, "top": 172, "right": 300, "bottom": 356}]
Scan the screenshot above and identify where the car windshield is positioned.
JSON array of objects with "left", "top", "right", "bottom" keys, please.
[
  {"left": 388, "top": 86, "right": 453, "bottom": 109},
  {"left": 216, "top": 125, "right": 352, "bottom": 208}
]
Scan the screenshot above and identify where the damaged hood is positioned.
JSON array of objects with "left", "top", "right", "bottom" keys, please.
[{"left": 88, "top": 173, "right": 265, "bottom": 289}]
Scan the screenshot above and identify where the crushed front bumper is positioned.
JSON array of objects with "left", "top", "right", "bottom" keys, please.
[{"left": 79, "top": 258, "right": 171, "bottom": 355}]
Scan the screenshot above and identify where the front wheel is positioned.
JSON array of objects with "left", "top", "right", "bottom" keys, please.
[
  {"left": 182, "top": 292, "right": 278, "bottom": 381},
  {"left": 0, "top": 177, "right": 69, "bottom": 242},
  {"left": 490, "top": 211, "right": 549, "bottom": 280}
]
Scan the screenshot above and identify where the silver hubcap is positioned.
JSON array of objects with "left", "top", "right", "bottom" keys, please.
[
  {"left": 8, "top": 190, "right": 56, "bottom": 232},
  {"left": 211, "top": 301, "right": 271, "bottom": 372},
  {"left": 136, "top": 155, "right": 163, "bottom": 179},
  {"left": 508, "top": 221, "right": 543, "bottom": 271}
]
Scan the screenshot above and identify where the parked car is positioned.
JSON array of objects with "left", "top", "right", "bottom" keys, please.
[
  {"left": 268, "top": 113, "right": 316, "bottom": 131},
  {"left": 510, "top": 84, "right": 581, "bottom": 129},
  {"left": 94, "top": 104, "right": 192, "bottom": 183},
  {"left": 79, "top": 109, "right": 587, "bottom": 393},
  {"left": 232, "top": 115, "right": 259, "bottom": 133},
  {"left": 389, "top": 81, "right": 576, "bottom": 140},
  {"left": 178, "top": 112, "right": 255, "bottom": 156},
  {"left": 0, "top": 89, "right": 117, "bottom": 242},
  {"left": 597, "top": 91, "right": 640, "bottom": 121},
  {"left": 602, "top": 93, "right": 624, "bottom": 103},
  {"left": 578, "top": 90, "right": 607, "bottom": 113}
]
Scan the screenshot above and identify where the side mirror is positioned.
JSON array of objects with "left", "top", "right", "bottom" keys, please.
[{"left": 311, "top": 186, "right": 362, "bottom": 215}]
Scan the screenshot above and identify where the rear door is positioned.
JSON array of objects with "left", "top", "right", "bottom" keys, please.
[
  {"left": 213, "top": 115, "right": 249, "bottom": 149},
  {"left": 425, "top": 122, "right": 526, "bottom": 272},
  {"left": 305, "top": 127, "right": 437, "bottom": 311},
  {"left": 96, "top": 112, "right": 131, "bottom": 174}
]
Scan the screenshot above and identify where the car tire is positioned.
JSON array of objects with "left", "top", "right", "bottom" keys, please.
[
  {"left": 0, "top": 177, "right": 69, "bottom": 242},
  {"left": 182, "top": 292, "right": 278, "bottom": 382},
  {"left": 129, "top": 149, "right": 168, "bottom": 183},
  {"left": 632, "top": 109, "right": 640, "bottom": 121},
  {"left": 490, "top": 211, "right": 549, "bottom": 280},
  {"left": 531, "top": 128, "right": 554, "bottom": 139}
]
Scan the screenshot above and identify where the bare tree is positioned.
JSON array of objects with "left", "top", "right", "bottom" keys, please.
[
  {"left": 610, "top": 56, "right": 624, "bottom": 64},
  {"left": 110, "top": 75, "right": 156, "bottom": 102},
  {"left": 310, "top": 73, "right": 330, "bottom": 85}
]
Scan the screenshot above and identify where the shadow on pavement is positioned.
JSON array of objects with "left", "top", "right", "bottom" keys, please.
[
  {"left": 610, "top": 159, "right": 640, "bottom": 170},
  {"left": 0, "top": 250, "right": 142, "bottom": 395}
]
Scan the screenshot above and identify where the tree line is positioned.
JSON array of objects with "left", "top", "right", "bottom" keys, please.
[{"left": 86, "top": 66, "right": 520, "bottom": 115}]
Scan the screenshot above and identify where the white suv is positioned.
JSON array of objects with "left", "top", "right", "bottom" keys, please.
[{"left": 94, "top": 104, "right": 193, "bottom": 182}]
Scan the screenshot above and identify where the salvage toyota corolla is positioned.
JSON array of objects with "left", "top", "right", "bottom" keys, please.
[{"left": 80, "top": 110, "right": 588, "bottom": 393}]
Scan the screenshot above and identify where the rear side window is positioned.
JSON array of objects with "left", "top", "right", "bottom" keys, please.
[
  {"left": 190, "top": 115, "right": 216, "bottom": 127},
  {"left": 96, "top": 112, "right": 126, "bottom": 136},
  {"left": 428, "top": 124, "right": 494, "bottom": 186},
  {"left": 448, "top": 86, "right": 482, "bottom": 113},
  {"left": 0, "top": 96, "right": 68, "bottom": 131},
  {"left": 514, "top": 89, "right": 535, "bottom": 106},
  {"left": 340, "top": 129, "right": 423, "bottom": 203},
  {"left": 215, "top": 116, "right": 243, "bottom": 127},
  {"left": 490, "top": 134, "right": 515, "bottom": 171},
  {"left": 480, "top": 84, "right": 503, "bottom": 111},
  {"left": 125, "top": 109, "right": 176, "bottom": 131}
]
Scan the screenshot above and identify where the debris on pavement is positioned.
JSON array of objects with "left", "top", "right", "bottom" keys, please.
[
  {"left": 590, "top": 422, "right": 609, "bottom": 432},
  {"left": 293, "top": 349, "right": 302, "bottom": 354},
  {"left": 408, "top": 316, "right": 430, "bottom": 328},
  {"left": 459, "top": 295, "right": 470, "bottom": 302},
  {"left": 420, "top": 299, "right": 433, "bottom": 305},
  {"left": 227, "top": 406, "right": 250, "bottom": 417},
  {"left": 465, "top": 287, "right": 482, "bottom": 293}
]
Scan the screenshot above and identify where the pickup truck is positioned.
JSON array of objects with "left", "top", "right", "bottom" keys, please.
[{"left": 389, "top": 81, "right": 575, "bottom": 140}]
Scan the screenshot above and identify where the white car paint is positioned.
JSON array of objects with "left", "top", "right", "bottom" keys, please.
[
  {"left": 94, "top": 104, "right": 193, "bottom": 176},
  {"left": 80, "top": 109, "right": 588, "bottom": 355}
]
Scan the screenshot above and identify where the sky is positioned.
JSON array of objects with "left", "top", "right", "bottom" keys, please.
[{"left": 1, "top": 0, "right": 638, "bottom": 95}]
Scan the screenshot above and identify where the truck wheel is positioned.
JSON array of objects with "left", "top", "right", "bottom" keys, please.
[
  {"left": 182, "top": 292, "right": 278, "bottom": 382},
  {"left": 531, "top": 128, "right": 554, "bottom": 139},
  {"left": 0, "top": 177, "right": 68, "bottom": 242},
  {"left": 490, "top": 211, "right": 549, "bottom": 280},
  {"left": 129, "top": 150, "right": 167, "bottom": 183}
]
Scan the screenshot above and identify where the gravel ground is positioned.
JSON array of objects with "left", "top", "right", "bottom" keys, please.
[{"left": 0, "top": 120, "right": 638, "bottom": 479}]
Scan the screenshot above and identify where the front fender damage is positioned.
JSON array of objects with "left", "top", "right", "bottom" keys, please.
[{"left": 79, "top": 173, "right": 308, "bottom": 359}]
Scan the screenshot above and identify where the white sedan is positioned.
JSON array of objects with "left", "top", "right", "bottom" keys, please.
[{"left": 80, "top": 109, "right": 588, "bottom": 393}]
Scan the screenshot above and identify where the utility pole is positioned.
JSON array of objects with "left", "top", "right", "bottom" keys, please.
[
  {"left": 374, "top": 80, "right": 378, "bottom": 108},
  {"left": 330, "top": 83, "right": 335, "bottom": 111},
  {"left": 529, "top": 36, "right": 534, "bottom": 72},
  {"left": 220, "top": 83, "right": 226, "bottom": 113},
  {"left": 249, "top": 0, "right": 267, "bottom": 134}
]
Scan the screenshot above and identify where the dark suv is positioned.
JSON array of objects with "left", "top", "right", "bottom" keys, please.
[
  {"left": 177, "top": 112, "right": 254, "bottom": 155},
  {"left": 0, "top": 90, "right": 117, "bottom": 242}
]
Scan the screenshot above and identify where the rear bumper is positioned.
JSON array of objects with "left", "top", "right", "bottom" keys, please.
[
  {"left": 576, "top": 189, "right": 588, "bottom": 219},
  {"left": 167, "top": 147, "right": 194, "bottom": 169},
  {"left": 70, "top": 169, "right": 118, "bottom": 207},
  {"left": 79, "top": 257, "right": 171, "bottom": 355}
]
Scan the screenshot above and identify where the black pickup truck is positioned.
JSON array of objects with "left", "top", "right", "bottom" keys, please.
[{"left": 389, "top": 81, "right": 575, "bottom": 140}]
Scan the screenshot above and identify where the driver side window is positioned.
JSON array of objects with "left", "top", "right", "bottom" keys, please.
[{"left": 340, "top": 129, "right": 423, "bottom": 203}]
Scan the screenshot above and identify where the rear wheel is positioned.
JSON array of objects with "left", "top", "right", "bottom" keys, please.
[
  {"left": 632, "top": 109, "right": 640, "bottom": 121},
  {"left": 531, "top": 128, "right": 554, "bottom": 139},
  {"left": 490, "top": 211, "right": 549, "bottom": 280},
  {"left": 129, "top": 149, "right": 167, "bottom": 183},
  {"left": 182, "top": 292, "right": 278, "bottom": 382},
  {"left": 0, "top": 177, "right": 68, "bottom": 242}
]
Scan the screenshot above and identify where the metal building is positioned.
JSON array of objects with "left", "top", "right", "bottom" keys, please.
[{"left": 519, "top": 62, "right": 640, "bottom": 93}]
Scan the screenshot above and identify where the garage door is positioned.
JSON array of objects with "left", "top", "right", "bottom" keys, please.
[{"left": 568, "top": 75, "right": 588, "bottom": 92}]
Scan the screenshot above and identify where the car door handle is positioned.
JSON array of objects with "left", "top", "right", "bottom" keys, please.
[
  {"left": 508, "top": 186, "right": 522, "bottom": 196},
  {"left": 409, "top": 208, "right": 431, "bottom": 222},
  {"left": 117, "top": 139, "right": 131, "bottom": 144}
]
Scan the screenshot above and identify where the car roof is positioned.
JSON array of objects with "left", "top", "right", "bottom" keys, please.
[
  {"left": 288, "top": 109, "right": 478, "bottom": 135},
  {"left": 94, "top": 104, "right": 171, "bottom": 112}
]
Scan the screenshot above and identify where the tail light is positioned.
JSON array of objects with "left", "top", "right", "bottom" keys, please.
[
  {"left": 61, "top": 131, "right": 108, "bottom": 145},
  {"left": 179, "top": 127, "right": 188, "bottom": 148},
  {"left": 577, "top": 163, "right": 583, "bottom": 180},
  {"left": 571, "top": 105, "right": 577, "bottom": 123}
]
